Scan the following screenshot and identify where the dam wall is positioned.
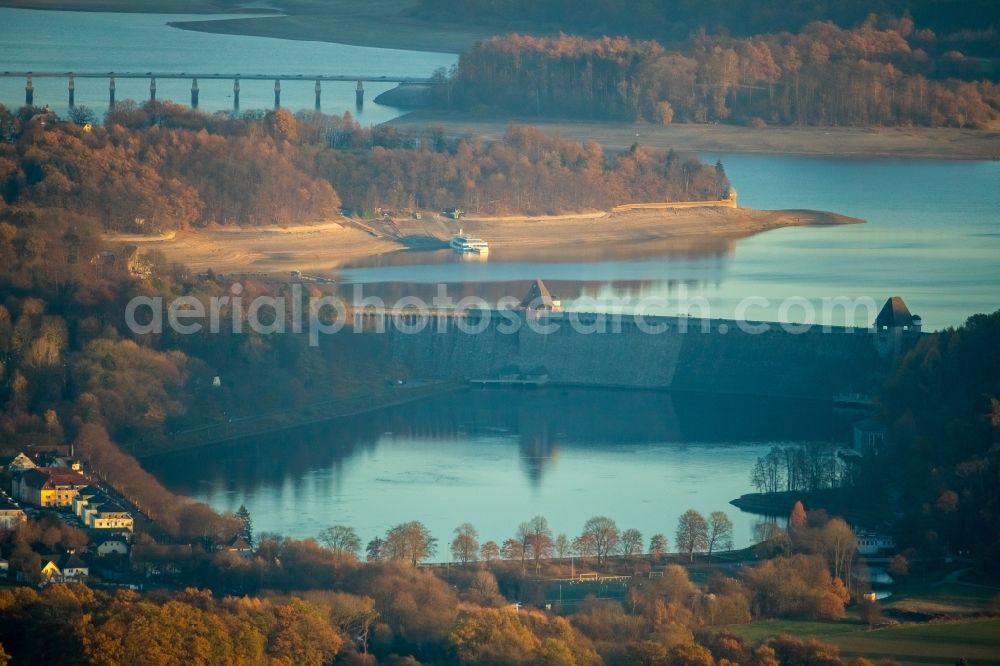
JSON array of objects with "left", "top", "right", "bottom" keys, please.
[{"left": 370, "top": 311, "right": 886, "bottom": 400}]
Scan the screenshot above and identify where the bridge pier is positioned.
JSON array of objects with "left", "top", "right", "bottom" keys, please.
[
  {"left": 25, "top": 76, "right": 33, "bottom": 106},
  {"left": 233, "top": 78, "right": 240, "bottom": 113},
  {"left": 315, "top": 79, "right": 321, "bottom": 111},
  {"left": 68, "top": 75, "right": 75, "bottom": 108},
  {"left": 356, "top": 80, "right": 364, "bottom": 108},
  {"left": 273, "top": 79, "right": 281, "bottom": 109},
  {"left": 191, "top": 78, "right": 199, "bottom": 108},
  {"left": 150, "top": 77, "right": 156, "bottom": 102},
  {"left": 109, "top": 77, "right": 115, "bottom": 107}
]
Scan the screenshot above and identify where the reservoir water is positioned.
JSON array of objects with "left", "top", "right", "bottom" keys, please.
[
  {"left": 0, "top": 8, "right": 456, "bottom": 123},
  {"left": 339, "top": 155, "right": 1000, "bottom": 331},
  {"left": 3, "top": 9, "right": 997, "bottom": 330},
  {"left": 147, "top": 388, "right": 852, "bottom": 552},
  {"left": 6, "top": 8, "right": 998, "bottom": 553}
]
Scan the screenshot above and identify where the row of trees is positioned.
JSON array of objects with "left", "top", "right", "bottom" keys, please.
[
  {"left": 442, "top": 19, "right": 1000, "bottom": 127},
  {"left": 308, "top": 510, "right": 736, "bottom": 569},
  {"left": 749, "top": 444, "right": 847, "bottom": 493}
]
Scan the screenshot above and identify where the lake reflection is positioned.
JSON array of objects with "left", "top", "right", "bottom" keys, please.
[
  {"left": 146, "top": 388, "right": 851, "bottom": 551},
  {"left": 336, "top": 157, "right": 1000, "bottom": 330}
]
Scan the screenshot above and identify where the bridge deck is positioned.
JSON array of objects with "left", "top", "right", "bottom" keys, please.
[{"left": 2, "top": 71, "right": 430, "bottom": 83}]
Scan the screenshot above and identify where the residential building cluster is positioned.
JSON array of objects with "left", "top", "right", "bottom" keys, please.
[{"left": 0, "top": 451, "right": 136, "bottom": 584}]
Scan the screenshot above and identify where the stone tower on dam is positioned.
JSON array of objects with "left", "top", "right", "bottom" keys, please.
[{"left": 364, "top": 284, "right": 921, "bottom": 401}]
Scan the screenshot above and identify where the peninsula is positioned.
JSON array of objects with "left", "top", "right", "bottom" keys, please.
[{"left": 109, "top": 206, "right": 863, "bottom": 274}]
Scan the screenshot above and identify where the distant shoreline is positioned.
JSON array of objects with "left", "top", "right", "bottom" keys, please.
[
  {"left": 389, "top": 111, "right": 1000, "bottom": 161},
  {"left": 0, "top": 0, "right": 484, "bottom": 54},
  {"left": 0, "top": 1, "right": 256, "bottom": 15}
]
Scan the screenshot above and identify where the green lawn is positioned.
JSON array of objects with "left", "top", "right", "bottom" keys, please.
[
  {"left": 886, "top": 578, "right": 1000, "bottom": 615},
  {"left": 722, "top": 618, "right": 1000, "bottom": 666}
]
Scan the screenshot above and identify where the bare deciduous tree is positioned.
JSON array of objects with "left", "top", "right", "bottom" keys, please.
[
  {"left": 707, "top": 511, "right": 734, "bottom": 559},
  {"left": 621, "top": 528, "right": 644, "bottom": 562},
  {"left": 450, "top": 523, "right": 479, "bottom": 565},
  {"left": 318, "top": 525, "right": 361, "bottom": 558},
  {"left": 581, "top": 516, "right": 619, "bottom": 565},
  {"left": 676, "top": 509, "right": 709, "bottom": 562}
]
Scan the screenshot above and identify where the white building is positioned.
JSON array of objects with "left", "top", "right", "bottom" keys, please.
[
  {"left": 72, "top": 486, "right": 133, "bottom": 531},
  {"left": 0, "top": 495, "right": 27, "bottom": 530},
  {"left": 94, "top": 537, "right": 130, "bottom": 557},
  {"left": 856, "top": 532, "right": 896, "bottom": 556}
]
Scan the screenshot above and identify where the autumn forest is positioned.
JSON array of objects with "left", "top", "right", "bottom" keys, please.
[{"left": 433, "top": 17, "right": 999, "bottom": 127}]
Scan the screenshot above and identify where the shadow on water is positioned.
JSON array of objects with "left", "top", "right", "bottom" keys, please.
[{"left": 146, "top": 387, "right": 851, "bottom": 493}]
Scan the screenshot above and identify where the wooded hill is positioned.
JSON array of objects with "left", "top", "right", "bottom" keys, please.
[
  {"left": 435, "top": 18, "right": 1000, "bottom": 127},
  {"left": 0, "top": 104, "right": 729, "bottom": 233}
]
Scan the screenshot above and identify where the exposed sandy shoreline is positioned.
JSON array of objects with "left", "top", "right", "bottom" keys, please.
[
  {"left": 110, "top": 206, "right": 863, "bottom": 275},
  {"left": 389, "top": 112, "right": 1000, "bottom": 160}
]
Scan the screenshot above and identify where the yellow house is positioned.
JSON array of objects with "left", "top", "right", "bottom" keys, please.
[
  {"left": 15, "top": 468, "right": 89, "bottom": 507},
  {"left": 40, "top": 559, "right": 61, "bottom": 581},
  {"left": 39, "top": 554, "right": 88, "bottom": 583}
]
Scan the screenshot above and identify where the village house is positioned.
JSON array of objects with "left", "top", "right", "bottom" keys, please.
[
  {"left": 90, "top": 244, "right": 151, "bottom": 278},
  {"left": 46, "top": 456, "right": 83, "bottom": 471},
  {"left": 85, "top": 501, "right": 134, "bottom": 531},
  {"left": 0, "top": 494, "right": 28, "bottom": 529},
  {"left": 0, "top": 452, "right": 37, "bottom": 474},
  {"left": 40, "top": 553, "right": 89, "bottom": 583},
  {"left": 92, "top": 532, "right": 131, "bottom": 558},
  {"left": 13, "top": 468, "right": 89, "bottom": 507},
  {"left": 73, "top": 486, "right": 134, "bottom": 531},
  {"left": 225, "top": 535, "right": 254, "bottom": 559}
]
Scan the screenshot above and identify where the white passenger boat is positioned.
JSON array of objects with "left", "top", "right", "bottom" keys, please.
[{"left": 450, "top": 232, "right": 489, "bottom": 254}]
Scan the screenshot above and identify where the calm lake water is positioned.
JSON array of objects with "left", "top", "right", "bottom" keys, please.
[
  {"left": 0, "top": 8, "right": 456, "bottom": 123},
  {"left": 340, "top": 156, "right": 1000, "bottom": 331},
  {"left": 7, "top": 9, "right": 997, "bottom": 550},
  {"left": 147, "top": 388, "right": 852, "bottom": 551}
]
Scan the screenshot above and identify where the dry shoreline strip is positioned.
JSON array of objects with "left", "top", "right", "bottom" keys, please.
[
  {"left": 389, "top": 112, "right": 1000, "bottom": 161},
  {"left": 109, "top": 206, "right": 863, "bottom": 275}
]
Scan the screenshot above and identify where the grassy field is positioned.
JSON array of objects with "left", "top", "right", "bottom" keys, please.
[
  {"left": 883, "top": 567, "right": 1000, "bottom": 616},
  {"left": 722, "top": 617, "right": 1000, "bottom": 665}
]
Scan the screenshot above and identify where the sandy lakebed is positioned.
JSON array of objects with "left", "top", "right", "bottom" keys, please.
[{"left": 108, "top": 206, "right": 864, "bottom": 275}]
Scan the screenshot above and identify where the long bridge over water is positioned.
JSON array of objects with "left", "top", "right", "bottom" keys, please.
[{"left": 2, "top": 71, "right": 433, "bottom": 111}]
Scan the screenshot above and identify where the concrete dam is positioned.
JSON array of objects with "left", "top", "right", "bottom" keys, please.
[{"left": 363, "top": 292, "right": 918, "bottom": 401}]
